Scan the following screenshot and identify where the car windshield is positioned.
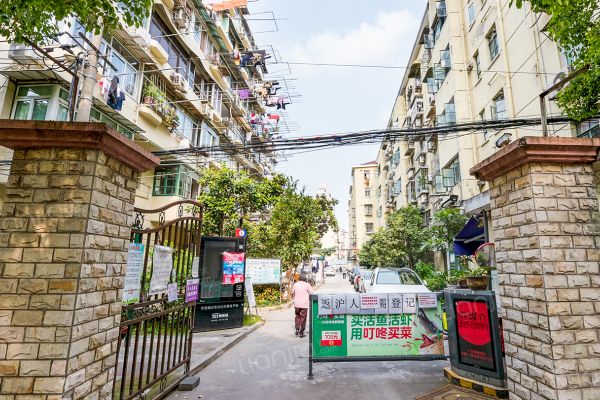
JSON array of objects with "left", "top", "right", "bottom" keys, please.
[{"left": 376, "top": 270, "right": 421, "bottom": 285}]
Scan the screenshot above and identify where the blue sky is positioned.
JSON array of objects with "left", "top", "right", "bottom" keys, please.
[{"left": 248, "top": 1, "right": 427, "bottom": 230}]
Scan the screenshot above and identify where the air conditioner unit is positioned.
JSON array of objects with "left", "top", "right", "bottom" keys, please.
[
  {"left": 172, "top": 7, "right": 189, "bottom": 29},
  {"left": 8, "top": 43, "right": 43, "bottom": 65},
  {"left": 170, "top": 72, "right": 188, "bottom": 93}
]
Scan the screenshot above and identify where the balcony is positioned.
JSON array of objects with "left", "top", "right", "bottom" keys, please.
[
  {"left": 407, "top": 166, "right": 415, "bottom": 180},
  {"left": 404, "top": 140, "right": 415, "bottom": 156},
  {"left": 436, "top": 1, "right": 447, "bottom": 18},
  {"left": 407, "top": 180, "right": 417, "bottom": 204}
]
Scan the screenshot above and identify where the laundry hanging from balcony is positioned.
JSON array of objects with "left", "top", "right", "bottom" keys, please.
[
  {"left": 202, "top": 0, "right": 248, "bottom": 12},
  {"left": 99, "top": 76, "right": 126, "bottom": 112}
]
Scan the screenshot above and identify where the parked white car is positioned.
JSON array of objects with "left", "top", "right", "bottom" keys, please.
[
  {"left": 324, "top": 266, "right": 336, "bottom": 276},
  {"left": 364, "top": 267, "right": 430, "bottom": 294}
]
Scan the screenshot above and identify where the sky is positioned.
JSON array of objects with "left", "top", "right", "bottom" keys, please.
[{"left": 248, "top": 0, "right": 427, "bottom": 231}]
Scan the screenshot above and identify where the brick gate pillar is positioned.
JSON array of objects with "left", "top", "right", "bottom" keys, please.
[
  {"left": 0, "top": 121, "right": 158, "bottom": 400},
  {"left": 471, "top": 137, "right": 600, "bottom": 400}
]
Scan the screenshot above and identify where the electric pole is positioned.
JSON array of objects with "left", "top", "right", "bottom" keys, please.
[{"left": 76, "top": 32, "right": 103, "bottom": 122}]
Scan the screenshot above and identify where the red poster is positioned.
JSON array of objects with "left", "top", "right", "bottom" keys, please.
[
  {"left": 222, "top": 252, "right": 245, "bottom": 284},
  {"left": 455, "top": 300, "right": 495, "bottom": 370}
]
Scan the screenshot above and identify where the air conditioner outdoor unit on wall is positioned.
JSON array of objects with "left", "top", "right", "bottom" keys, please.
[
  {"left": 8, "top": 43, "right": 43, "bottom": 65},
  {"left": 170, "top": 72, "right": 188, "bottom": 93}
]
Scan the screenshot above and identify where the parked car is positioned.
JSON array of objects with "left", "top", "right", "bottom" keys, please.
[
  {"left": 324, "top": 266, "right": 336, "bottom": 276},
  {"left": 358, "top": 270, "right": 374, "bottom": 293},
  {"left": 364, "top": 267, "right": 430, "bottom": 294}
]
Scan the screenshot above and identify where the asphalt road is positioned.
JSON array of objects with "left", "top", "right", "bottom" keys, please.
[{"left": 168, "top": 273, "right": 449, "bottom": 400}]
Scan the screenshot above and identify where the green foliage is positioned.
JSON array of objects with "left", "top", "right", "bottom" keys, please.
[
  {"left": 198, "top": 167, "right": 287, "bottom": 236},
  {"left": 198, "top": 166, "right": 338, "bottom": 272},
  {"left": 246, "top": 187, "right": 338, "bottom": 271},
  {"left": 0, "top": 0, "right": 151, "bottom": 44},
  {"left": 512, "top": 0, "right": 600, "bottom": 120},
  {"left": 243, "top": 314, "right": 262, "bottom": 326},
  {"left": 414, "top": 261, "right": 447, "bottom": 291},
  {"left": 252, "top": 284, "right": 281, "bottom": 307},
  {"left": 359, "top": 205, "right": 428, "bottom": 269},
  {"left": 427, "top": 208, "right": 468, "bottom": 252},
  {"left": 314, "top": 246, "right": 336, "bottom": 257},
  {"left": 467, "top": 266, "right": 489, "bottom": 277},
  {"left": 447, "top": 269, "right": 468, "bottom": 285}
]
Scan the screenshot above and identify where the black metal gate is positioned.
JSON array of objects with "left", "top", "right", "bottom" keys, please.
[{"left": 114, "top": 200, "right": 203, "bottom": 400}]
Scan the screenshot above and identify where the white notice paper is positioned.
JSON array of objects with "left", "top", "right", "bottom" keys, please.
[
  {"left": 191, "top": 256, "right": 200, "bottom": 279},
  {"left": 167, "top": 283, "right": 178, "bottom": 302},
  {"left": 149, "top": 245, "right": 174, "bottom": 296},
  {"left": 245, "top": 277, "right": 256, "bottom": 308},
  {"left": 123, "top": 243, "right": 144, "bottom": 303},
  {"left": 418, "top": 293, "right": 438, "bottom": 309}
]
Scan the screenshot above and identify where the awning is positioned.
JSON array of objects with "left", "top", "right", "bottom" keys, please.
[{"left": 453, "top": 216, "right": 485, "bottom": 256}]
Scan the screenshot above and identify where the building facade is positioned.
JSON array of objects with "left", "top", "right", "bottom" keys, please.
[
  {"left": 375, "top": 0, "right": 599, "bottom": 252},
  {"left": 0, "top": 0, "right": 281, "bottom": 222},
  {"left": 348, "top": 161, "right": 378, "bottom": 261}
]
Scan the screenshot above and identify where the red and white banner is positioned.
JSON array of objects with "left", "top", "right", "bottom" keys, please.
[{"left": 320, "top": 331, "right": 342, "bottom": 346}]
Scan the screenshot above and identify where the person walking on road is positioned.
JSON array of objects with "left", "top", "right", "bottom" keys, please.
[{"left": 292, "top": 274, "right": 313, "bottom": 338}]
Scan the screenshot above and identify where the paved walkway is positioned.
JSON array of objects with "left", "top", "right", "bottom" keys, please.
[{"left": 167, "top": 274, "right": 449, "bottom": 400}]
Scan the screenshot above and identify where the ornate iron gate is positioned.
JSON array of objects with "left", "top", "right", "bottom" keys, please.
[{"left": 114, "top": 201, "right": 203, "bottom": 400}]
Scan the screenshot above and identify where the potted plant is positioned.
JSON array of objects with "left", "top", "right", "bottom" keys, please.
[
  {"left": 466, "top": 266, "right": 489, "bottom": 290},
  {"left": 143, "top": 83, "right": 161, "bottom": 106},
  {"left": 447, "top": 269, "right": 467, "bottom": 289},
  {"left": 163, "top": 106, "right": 180, "bottom": 132}
]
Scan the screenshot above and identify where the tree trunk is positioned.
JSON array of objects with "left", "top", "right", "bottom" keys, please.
[{"left": 76, "top": 32, "right": 103, "bottom": 122}]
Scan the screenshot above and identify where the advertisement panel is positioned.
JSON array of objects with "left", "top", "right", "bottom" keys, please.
[
  {"left": 444, "top": 290, "right": 506, "bottom": 388},
  {"left": 222, "top": 252, "right": 245, "bottom": 284},
  {"left": 246, "top": 258, "right": 281, "bottom": 284},
  {"left": 310, "top": 295, "right": 445, "bottom": 359}
]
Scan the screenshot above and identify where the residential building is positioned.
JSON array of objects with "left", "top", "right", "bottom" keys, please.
[
  {"left": 348, "top": 161, "right": 378, "bottom": 261},
  {"left": 0, "top": 0, "right": 281, "bottom": 222},
  {"left": 376, "top": 0, "right": 599, "bottom": 265}
]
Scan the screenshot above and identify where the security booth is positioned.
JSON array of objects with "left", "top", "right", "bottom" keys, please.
[
  {"left": 444, "top": 290, "right": 507, "bottom": 392},
  {"left": 195, "top": 236, "right": 246, "bottom": 332}
]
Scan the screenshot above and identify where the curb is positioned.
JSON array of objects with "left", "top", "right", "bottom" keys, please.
[
  {"left": 257, "top": 302, "right": 293, "bottom": 312},
  {"left": 443, "top": 367, "right": 509, "bottom": 399},
  {"left": 188, "top": 321, "right": 265, "bottom": 376}
]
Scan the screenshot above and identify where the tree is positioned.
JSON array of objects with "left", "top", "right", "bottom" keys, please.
[
  {"left": 197, "top": 167, "right": 287, "bottom": 235},
  {"left": 314, "top": 246, "right": 336, "bottom": 258},
  {"left": 245, "top": 187, "right": 338, "bottom": 271},
  {"left": 359, "top": 205, "right": 428, "bottom": 269},
  {"left": 426, "top": 208, "right": 468, "bottom": 271},
  {"left": 512, "top": 0, "right": 600, "bottom": 120},
  {"left": 0, "top": 0, "right": 151, "bottom": 44}
]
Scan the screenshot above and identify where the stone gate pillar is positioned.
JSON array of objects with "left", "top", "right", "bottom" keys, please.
[
  {"left": 0, "top": 121, "right": 158, "bottom": 400},
  {"left": 471, "top": 137, "right": 600, "bottom": 400}
]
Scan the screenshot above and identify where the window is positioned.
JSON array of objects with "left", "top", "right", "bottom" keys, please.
[
  {"left": 200, "top": 122, "right": 219, "bottom": 147},
  {"left": 488, "top": 28, "right": 500, "bottom": 60},
  {"left": 153, "top": 166, "right": 193, "bottom": 198},
  {"left": 364, "top": 204, "right": 373, "bottom": 216},
  {"left": 376, "top": 270, "right": 421, "bottom": 285},
  {"left": 491, "top": 91, "right": 507, "bottom": 120},
  {"left": 576, "top": 119, "right": 600, "bottom": 138},
  {"left": 445, "top": 98, "right": 456, "bottom": 125},
  {"left": 467, "top": 3, "right": 476, "bottom": 26},
  {"left": 12, "top": 85, "right": 52, "bottom": 121},
  {"left": 365, "top": 223, "right": 374, "bottom": 235},
  {"left": 89, "top": 107, "right": 134, "bottom": 139},
  {"left": 175, "top": 108, "right": 199, "bottom": 142},
  {"left": 474, "top": 52, "right": 481, "bottom": 78},
  {"left": 365, "top": 188, "right": 371, "bottom": 197},
  {"left": 442, "top": 156, "right": 461, "bottom": 188}
]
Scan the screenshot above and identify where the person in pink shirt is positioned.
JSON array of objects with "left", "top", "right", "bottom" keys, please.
[{"left": 291, "top": 274, "right": 314, "bottom": 337}]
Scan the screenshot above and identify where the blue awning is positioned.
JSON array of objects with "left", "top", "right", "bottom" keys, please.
[{"left": 453, "top": 216, "right": 485, "bottom": 256}]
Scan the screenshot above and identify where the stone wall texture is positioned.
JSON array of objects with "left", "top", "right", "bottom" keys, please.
[
  {"left": 0, "top": 148, "right": 138, "bottom": 400},
  {"left": 489, "top": 161, "right": 600, "bottom": 400}
]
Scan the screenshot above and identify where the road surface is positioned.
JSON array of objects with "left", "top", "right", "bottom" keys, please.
[{"left": 168, "top": 273, "right": 448, "bottom": 400}]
